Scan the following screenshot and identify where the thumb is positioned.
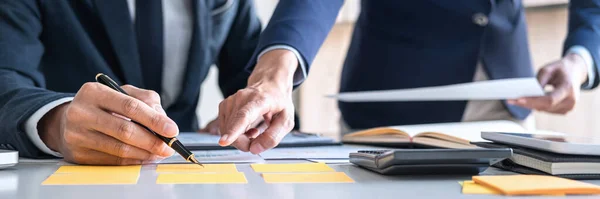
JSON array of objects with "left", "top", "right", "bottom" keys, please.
[{"left": 537, "top": 67, "right": 556, "bottom": 87}]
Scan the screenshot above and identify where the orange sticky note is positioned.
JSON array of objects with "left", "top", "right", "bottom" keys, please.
[
  {"left": 42, "top": 173, "right": 140, "bottom": 185},
  {"left": 251, "top": 163, "right": 335, "bottom": 173},
  {"left": 54, "top": 165, "right": 141, "bottom": 174},
  {"left": 156, "top": 164, "right": 237, "bottom": 173},
  {"left": 262, "top": 172, "right": 354, "bottom": 183},
  {"left": 472, "top": 175, "right": 600, "bottom": 195},
  {"left": 156, "top": 173, "right": 247, "bottom": 184},
  {"left": 461, "top": 181, "right": 502, "bottom": 195}
]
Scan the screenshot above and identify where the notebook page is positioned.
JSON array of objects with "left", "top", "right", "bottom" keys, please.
[{"left": 389, "top": 120, "right": 526, "bottom": 142}]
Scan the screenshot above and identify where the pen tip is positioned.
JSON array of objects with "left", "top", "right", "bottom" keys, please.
[{"left": 189, "top": 155, "right": 203, "bottom": 167}]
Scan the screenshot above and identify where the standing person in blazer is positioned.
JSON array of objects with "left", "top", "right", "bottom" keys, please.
[
  {"left": 0, "top": 0, "right": 342, "bottom": 165},
  {"left": 338, "top": 0, "right": 600, "bottom": 130}
]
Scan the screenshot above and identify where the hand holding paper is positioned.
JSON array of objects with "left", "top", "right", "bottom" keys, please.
[{"left": 508, "top": 53, "right": 588, "bottom": 114}]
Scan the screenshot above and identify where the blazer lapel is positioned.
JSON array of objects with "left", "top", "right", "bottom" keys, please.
[{"left": 94, "top": 0, "right": 143, "bottom": 86}]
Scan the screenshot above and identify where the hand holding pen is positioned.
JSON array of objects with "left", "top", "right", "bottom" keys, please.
[{"left": 37, "top": 73, "right": 200, "bottom": 165}]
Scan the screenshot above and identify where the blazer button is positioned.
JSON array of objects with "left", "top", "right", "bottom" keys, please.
[{"left": 472, "top": 13, "right": 489, "bottom": 27}]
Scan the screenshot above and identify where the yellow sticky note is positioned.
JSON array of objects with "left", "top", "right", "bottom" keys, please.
[
  {"left": 262, "top": 172, "right": 354, "bottom": 183},
  {"left": 251, "top": 163, "right": 335, "bottom": 173},
  {"left": 55, "top": 165, "right": 141, "bottom": 174},
  {"left": 42, "top": 173, "right": 140, "bottom": 185},
  {"left": 156, "top": 164, "right": 237, "bottom": 173},
  {"left": 156, "top": 173, "right": 247, "bottom": 184},
  {"left": 473, "top": 175, "right": 600, "bottom": 195},
  {"left": 462, "top": 181, "right": 502, "bottom": 195}
]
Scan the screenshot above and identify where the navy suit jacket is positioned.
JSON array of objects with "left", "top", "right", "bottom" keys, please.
[
  {"left": 0, "top": 0, "right": 342, "bottom": 158},
  {"left": 339, "top": 0, "right": 600, "bottom": 129}
]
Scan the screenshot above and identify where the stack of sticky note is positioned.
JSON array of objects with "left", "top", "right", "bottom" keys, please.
[
  {"left": 460, "top": 175, "right": 600, "bottom": 196},
  {"left": 155, "top": 164, "right": 247, "bottom": 184},
  {"left": 251, "top": 163, "right": 354, "bottom": 183},
  {"left": 42, "top": 165, "right": 141, "bottom": 185}
]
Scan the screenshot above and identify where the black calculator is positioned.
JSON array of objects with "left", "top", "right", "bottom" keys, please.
[{"left": 349, "top": 148, "right": 512, "bottom": 175}]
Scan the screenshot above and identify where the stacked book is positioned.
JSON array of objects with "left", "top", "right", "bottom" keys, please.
[{"left": 473, "top": 142, "right": 600, "bottom": 180}]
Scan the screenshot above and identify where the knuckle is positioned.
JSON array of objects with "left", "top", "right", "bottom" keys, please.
[
  {"left": 114, "top": 142, "right": 130, "bottom": 157},
  {"left": 121, "top": 85, "right": 134, "bottom": 90},
  {"left": 150, "top": 114, "right": 163, "bottom": 129},
  {"left": 122, "top": 98, "right": 140, "bottom": 116},
  {"left": 150, "top": 138, "right": 163, "bottom": 153},
  {"left": 115, "top": 157, "right": 126, "bottom": 165},
  {"left": 148, "top": 90, "right": 160, "bottom": 100},
  {"left": 286, "top": 119, "right": 295, "bottom": 130},
  {"left": 63, "top": 130, "right": 80, "bottom": 145},
  {"left": 235, "top": 109, "right": 251, "bottom": 120},
  {"left": 118, "top": 122, "right": 135, "bottom": 142},
  {"left": 218, "top": 101, "right": 225, "bottom": 111},
  {"left": 262, "top": 133, "right": 278, "bottom": 148},
  {"left": 64, "top": 106, "right": 80, "bottom": 122},
  {"left": 80, "top": 82, "right": 99, "bottom": 93},
  {"left": 70, "top": 152, "right": 86, "bottom": 163}
]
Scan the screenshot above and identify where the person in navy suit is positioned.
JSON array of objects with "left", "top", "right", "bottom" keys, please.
[
  {"left": 337, "top": 0, "right": 600, "bottom": 130},
  {"left": 0, "top": 0, "right": 342, "bottom": 164}
]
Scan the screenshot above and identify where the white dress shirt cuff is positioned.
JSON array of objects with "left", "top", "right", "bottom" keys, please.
[
  {"left": 567, "top": 45, "right": 596, "bottom": 89},
  {"left": 258, "top": 45, "right": 307, "bottom": 86},
  {"left": 24, "top": 97, "right": 74, "bottom": 157}
]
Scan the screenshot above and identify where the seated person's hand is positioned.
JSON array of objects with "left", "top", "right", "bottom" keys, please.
[
  {"left": 38, "top": 84, "right": 178, "bottom": 165},
  {"left": 508, "top": 53, "right": 589, "bottom": 114},
  {"left": 217, "top": 49, "right": 297, "bottom": 154}
]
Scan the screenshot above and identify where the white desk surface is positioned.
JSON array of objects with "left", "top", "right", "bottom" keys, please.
[{"left": 2, "top": 151, "right": 600, "bottom": 199}]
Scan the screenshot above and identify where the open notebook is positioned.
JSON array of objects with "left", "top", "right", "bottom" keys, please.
[{"left": 342, "top": 120, "right": 526, "bottom": 149}]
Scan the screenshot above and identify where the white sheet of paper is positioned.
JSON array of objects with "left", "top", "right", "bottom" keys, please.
[
  {"left": 330, "top": 78, "right": 544, "bottom": 102},
  {"left": 258, "top": 146, "right": 375, "bottom": 160},
  {"left": 306, "top": 159, "right": 351, "bottom": 164},
  {"left": 159, "top": 150, "right": 265, "bottom": 164}
]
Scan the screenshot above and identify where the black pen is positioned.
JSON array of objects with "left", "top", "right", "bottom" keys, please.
[{"left": 95, "top": 73, "right": 202, "bottom": 166}]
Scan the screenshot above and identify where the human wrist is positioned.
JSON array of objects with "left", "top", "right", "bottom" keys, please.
[
  {"left": 248, "top": 49, "right": 298, "bottom": 93},
  {"left": 564, "top": 53, "right": 589, "bottom": 85},
  {"left": 38, "top": 103, "right": 69, "bottom": 153}
]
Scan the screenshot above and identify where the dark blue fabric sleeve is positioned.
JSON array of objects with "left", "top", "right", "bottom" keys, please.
[
  {"left": 244, "top": 0, "right": 344, "bottom": 81},
  {"left": 0, "top": 0, "right": 74, "bottom": 158},
  {"left": 564, "top": 0, "right": 600, "bottom": 89},
  {"left": 217, "top": 0, "right": 262, "bottom": 97}
]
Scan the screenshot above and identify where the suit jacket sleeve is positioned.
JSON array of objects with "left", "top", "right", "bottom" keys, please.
[
  {"left": 243, "top": 0, "right": 344, "bottom": 87},
  {"left": 564, "top": 0, "right": 600, "bottom": 89},
  {"left": 217, "top": 0, "right": 262, "bottom": 97},
  {"left": 0, "top": 0, "right": 74, "bottom": 158}
]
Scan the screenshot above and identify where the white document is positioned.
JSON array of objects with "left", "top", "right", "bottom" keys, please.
[
  {"left": 306, "top": 159, "right": 350, "bottom": 164},
  {"left": 159, "top": 150, "right": 264, "bottom": 164},
  {"left": 258, "top": 146, "right": 376, "bottom": 160},
  {"left": 330, "top": 77, "right": 544, "bottom": 102}
]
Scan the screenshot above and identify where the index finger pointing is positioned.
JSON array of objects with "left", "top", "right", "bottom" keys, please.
[{"left": 219, "top": 101, "right": 271, "bottom": 146}]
